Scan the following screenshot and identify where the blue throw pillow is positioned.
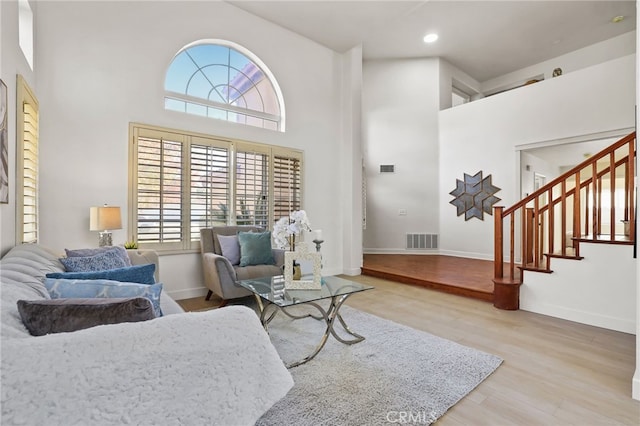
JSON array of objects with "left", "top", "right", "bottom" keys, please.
[
  {"left": 46, "top": 263, "right": 156, "bottom": 284},
  {"left": 238, "top": 231, "right": 275, "bottom": 267},
  {"left": 60, "top": 250, "right": 129, "bottom": 272},
  {"left": 65, "top": 246, "right": 132, "bottom": 267},
  {"left": 44, "top": 278, "right": 163, "bottom": 317}
]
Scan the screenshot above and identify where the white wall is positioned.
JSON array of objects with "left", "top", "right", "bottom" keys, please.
[
  {"left": 520, "top": 151, "right": 560, "bottom": 199},
  {"left": 482, "top": 31, "right": 636, "bottom": 95},
  {"left": 35, "top": 1, "right": 350, "bottom": 299},
  {"left": 439, "top": 54, "right": 636, "bottom": 260},
  {"left": 0, "top": 0, "right": 36, "bottom": 256},
  {"left": 520, "top": 243, "right": 636, "bottom": 334},
  {"left": 362, "top": 58, "right": 441, "bottom": 253},
  {"left": 633, "top": 3, "right": 639, "bottom": 402},
  {"left": 340, "top": 45, "right": 364, "bottom": 275}
]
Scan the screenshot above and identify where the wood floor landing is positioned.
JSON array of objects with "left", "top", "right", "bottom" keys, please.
[{"left": 361, "top": 254, "right": 495, "bottom": 302}]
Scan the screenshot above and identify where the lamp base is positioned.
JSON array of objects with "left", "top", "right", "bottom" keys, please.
[{"left": 98, "top": 231, "right": 113, "bottom": 247}]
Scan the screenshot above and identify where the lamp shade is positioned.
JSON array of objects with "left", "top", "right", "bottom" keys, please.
[{"left": 89, "top": 206, "right": 122, "bottom": 231}]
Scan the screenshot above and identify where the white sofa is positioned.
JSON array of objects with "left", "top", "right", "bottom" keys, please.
[{"left": 0, "top": 244, "right": 293, "bottom": 425}]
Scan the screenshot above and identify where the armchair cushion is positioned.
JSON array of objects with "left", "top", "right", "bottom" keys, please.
[
  {"left": 238, "top": 231, "right": 275, "bottom": 267},
  {"left": 217, "top": 234, "right": 241, "bottom": 265}
]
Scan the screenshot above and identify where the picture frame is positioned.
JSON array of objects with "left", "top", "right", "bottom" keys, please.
[
  {"left": 0, "top": 79, "right": 8, "bottom": 204},
  {"left": 284, "top": 243, "right": 322, "bottom": 290}
]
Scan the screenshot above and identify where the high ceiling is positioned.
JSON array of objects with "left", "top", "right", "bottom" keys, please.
[{"left": 227, "top": 0, "right": 636, "bottom": 82}]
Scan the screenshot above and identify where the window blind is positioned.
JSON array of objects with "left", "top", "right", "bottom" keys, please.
[
  {"left": 136, "top": 135, "right": 183, "bottom": 244},
  {"left": 235, "top": 149, "right": 269, "bottom": 227},
  {"left": 129, "top": 123, "right": 303, "bottom": 250},
  {"left": 16, "top": 76, "right": 39, "bottom": 245},
  {"left": 273, "top": 154, "right": 301, "bottom": 220},
  {"left": 190, "top": 142, "right": 230, "bottom": 241}
]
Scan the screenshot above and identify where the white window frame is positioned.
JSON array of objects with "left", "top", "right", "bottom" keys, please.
[
  {"left": 164, "top": 39, "right": 286, "bottom": 132},
  {"left": 129, "top": 123, "right": 302, "bottom": 252}
]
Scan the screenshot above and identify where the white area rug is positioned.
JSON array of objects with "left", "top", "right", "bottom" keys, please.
[{"left": 256, "top": 305, "right": 502, "bottom": 425}]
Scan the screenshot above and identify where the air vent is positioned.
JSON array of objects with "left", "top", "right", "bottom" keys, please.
[
  {"left": 406, "top": 233, "right": 438, "bottom": 250},
  {"left": 380, "top": 164, "right": 395, "bottom": 173}
]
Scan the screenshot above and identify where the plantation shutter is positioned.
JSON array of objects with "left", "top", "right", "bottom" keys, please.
[
  {"left": 190, "top": 140, "right": 230, "bottom": 242},
  {"left": 235, "top": 147, "right": 269, "bottom": 227},
  {"left": 16, "top": 75, "right": 39, "bottom": 244},
  {"left": 135, "top": 133, "right": 183, "bottom": 246},
  {"left": 273, "top": 154, "right": 301, "bottom": 220},
  {"left": 21, "top": 97, "right": 39, "bottom": 243}
]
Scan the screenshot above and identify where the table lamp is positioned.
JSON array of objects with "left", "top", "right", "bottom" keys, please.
[{"left": 89, "top": 205, "right": 122, "bottom": 247}]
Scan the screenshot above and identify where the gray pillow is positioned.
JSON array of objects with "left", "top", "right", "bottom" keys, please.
[
  {"left": 65, "top": 246, "right": 132, "bottom": 267},
  {"left": 17, "top": 297, "right": 155, "bottom": 336},
  {"left": 59, "top": 250, "right": 129, "bottom": 272},
  {"left": 217, "top": 234, "right": 241, "bottom": 265}
]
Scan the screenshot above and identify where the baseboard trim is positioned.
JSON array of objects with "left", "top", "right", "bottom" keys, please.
[
  {"left": 633, "top": 370, "right": 640, "bottom": 401},
  {"left": 168, "top": 287, "right": 208, "bottom": 301},
  {"left": 363, "top": 248, "right": 496, "bottom": 261},
  {"left": 520, "top": 301, "right": 636, "bottom": 334},
  {"left": 363, "top": 248, "right": 439, "bottom": 255},
  {"left": 432, "top": 249, "right": 494, "bottom": 261},
  {"left": 341, "top": 267, "right": 362, "bottom": 276}
]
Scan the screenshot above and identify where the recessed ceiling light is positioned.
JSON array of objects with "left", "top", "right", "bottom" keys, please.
[
  {"left": 423, "top": 33, "right": 438, "bottom": 43},
  {"left": 612, "top": 15, "right": 625, "bottom": 23}
]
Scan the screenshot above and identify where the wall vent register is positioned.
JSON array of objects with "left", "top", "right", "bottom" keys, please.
[
  {"left": 380, "top": 164, "right": 395, "bottom": 173},
  {"left": 406, "top": 234, "right": 438, "bottom": 249}
]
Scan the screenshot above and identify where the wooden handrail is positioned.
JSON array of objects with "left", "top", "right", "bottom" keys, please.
[
  {"left": 493, "top": 132, "right": 636, "bottom": 306},
  {"left": 503, "top": 132, "right": 636, "bottom": 216}
]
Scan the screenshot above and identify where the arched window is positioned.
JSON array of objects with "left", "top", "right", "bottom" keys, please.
[{"left": 165, "top": 40, "right": 285, "bottom": 131}]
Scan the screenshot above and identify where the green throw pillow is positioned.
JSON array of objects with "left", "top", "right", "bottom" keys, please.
[{"left": 238, "top": 231, "right": 275, "bottom": 267}]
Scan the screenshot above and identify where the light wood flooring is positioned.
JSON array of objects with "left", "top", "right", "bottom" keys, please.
[{"left": 178, "top": 275, "right": 639, "bottom": 425}]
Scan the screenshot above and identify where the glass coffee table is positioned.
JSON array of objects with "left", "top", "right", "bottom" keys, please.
[{"left": 238, "top": 275, "right": 374, "bottom": 368}]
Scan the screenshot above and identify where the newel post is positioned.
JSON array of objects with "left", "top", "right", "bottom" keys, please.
[
  {"left": 493, "top": 206, "right": 504, "bottom": 280},
  {"left": 492, "top": 205, "right": 521, "bottom": 310}
]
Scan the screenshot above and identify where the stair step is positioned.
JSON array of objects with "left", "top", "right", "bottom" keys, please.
[
  {"left": 545, "top": 253, "right": 584, "bottom": 260},
  {"left": 518, "top": 265, "right": 553, "bottom": 274}
]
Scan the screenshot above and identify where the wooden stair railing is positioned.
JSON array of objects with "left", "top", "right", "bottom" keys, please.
[{"left": 493, "top": 132, "right": 636, "bottom": 310}]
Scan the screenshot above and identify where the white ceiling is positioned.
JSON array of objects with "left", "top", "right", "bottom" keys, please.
[{"left": 227, "top": 0, "right": 636, "bottom": 82}]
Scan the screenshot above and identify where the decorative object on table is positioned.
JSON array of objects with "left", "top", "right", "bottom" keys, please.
[
  {"left": 311, "top": 229, "right": 324, "bottom": 253},
  {"left": 124, "top": 240, "right": 138, "bottom": 250},
  {"left": 283, "top": 243, "right": 322, "bottom": 290},
  {"left": 0, "top": 78, "right": 8, "bottom": 204},
  {"left": 273, "top": 210, "right": 312, "bottom": 280},
  {"left": 89, "top": 204, "right": 122, "bottom": 246},
  {"left": 272, "top": 210, "right": 312, "bottom": 250},
  {"left": 449, "top": 171, "right": 501, "bottom": 221},
  {"left": 552, "top": 67, "right": 562, "bottom": 77}
]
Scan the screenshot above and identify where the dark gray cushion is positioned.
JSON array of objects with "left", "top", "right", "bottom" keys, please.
[{"left": 17, "top": 297, "right": 156, "bottom": 336}]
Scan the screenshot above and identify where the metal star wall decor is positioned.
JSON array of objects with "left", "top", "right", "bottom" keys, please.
[{"left": 449, "top": 171, "right": 501, "bottom": 221}]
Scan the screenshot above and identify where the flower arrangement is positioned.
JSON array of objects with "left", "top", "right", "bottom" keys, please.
[{"left": 273, "top": 210, "right": 312, "bottom": 250}]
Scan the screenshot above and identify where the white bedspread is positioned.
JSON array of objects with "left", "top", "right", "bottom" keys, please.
[{"left": 1, "top": 306, "right": 293, "bottom": 425}]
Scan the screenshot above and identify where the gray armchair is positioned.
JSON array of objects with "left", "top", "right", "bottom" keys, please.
[{"left": 200, "top": 226, "right": 285, "bottom": 306}]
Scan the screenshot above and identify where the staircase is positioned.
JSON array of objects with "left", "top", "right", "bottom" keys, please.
[{"left": 492, "top": 132, "right": 636, "bottom": 311}]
